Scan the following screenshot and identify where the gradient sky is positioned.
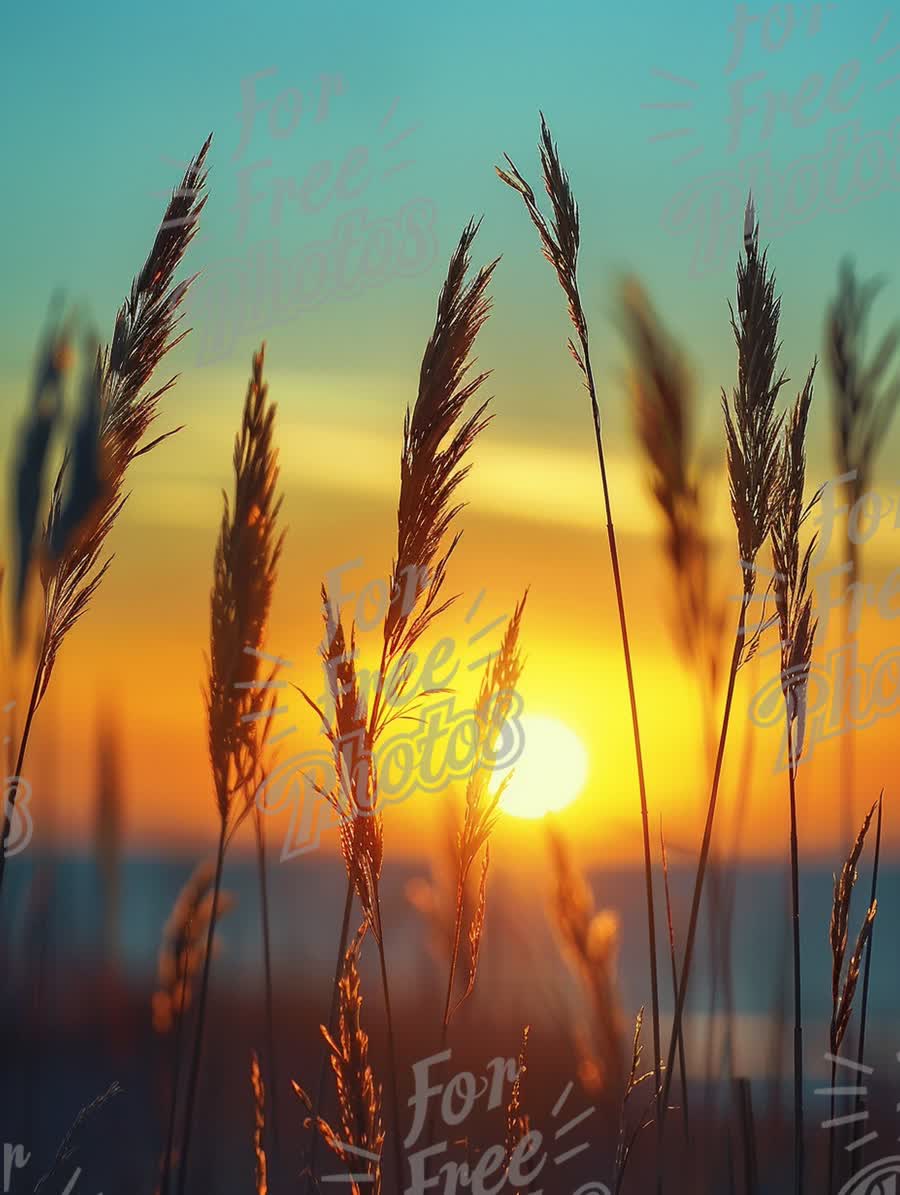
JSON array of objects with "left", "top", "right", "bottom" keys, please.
[{"left": 1, "top": 0, "right": 899, "bottom": 863}]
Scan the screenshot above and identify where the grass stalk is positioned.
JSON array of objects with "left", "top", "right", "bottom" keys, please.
[
  {"left": 176, "top": 826, "right": 227, "bottom": 1195},
  {"left": 786, "top": 734, "right": 804, "bottom": 1195},
  {"left": 375, "top": 922, "right": 405, "bottom": 1189},
  {"left": 660, "top": 598, "right": 748, "bottom": 1121},
  {"left": 660, "top": 819, "right": 690, "bottom": 1143},
  {"left": 498, "top": 119, "right": 663, "bottom": 1143},
  {"left": 254, "top": 808, "right": 280, "bottom": 1163}
]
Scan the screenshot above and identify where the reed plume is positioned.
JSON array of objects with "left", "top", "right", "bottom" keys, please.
[
  {"left": 442, "top": 594, "right": 527, "bottom": 1030},
  {"left": 10, "top": 305, "right": 72, "bottom": 647},
  {"left": 301, "top": 222, "right": 497, "bottom": 1190},
  {"left": 621, "top": 274, "right": 731, "bottom": 1103},
  {"left": 0, "top": 135, "right": 211, "bottom": 899},
  {"left": 376, "top": 219, "right": 497, "bottom": 734},
  {"left": 295, "top": 933, "right": 384, "bottom": 1195},
  {"left": 852, "top": 791, "right": 882, "bottom": 1175},
  {"left": 621, "top": 276, "right": 725, "bottom": 721},
  {"left": 405, "top": 798, "right": 467, "bottom": 971},
  {"left": 154, "top": 860, "right": 233, "bottom": 1195},
  {"left": 546, "top": 822, "right": 625, "bottom": 1103},
  {"left": 175, "top": 345, "right": 282, "bottom": 1195},
  {"left": 826, "top": 261, "right": 900, "bottom": 846},
  {"left": 251, "top": 1051, "right": 269, "bottom": 1195},
  {"left": 32, "top": 1082, "right": 122, "bottom": 1195},
  {"left": 498, "top": 116, "right": 662, "bottom": 1125},
  {"left": 771, "top": 364, "right": 819, "bottom": 1195},
  {"left": 826, "top": 800, "right": 879, "bottom": 1194},
  {"left": 503, "top": 1026, "right": 531, "bottom": 1169},
  {"left": 614, "top": 1009, "right": 656, "bottom": 1195},
  {"left": 415, "top": 598, "right": 527, "bottom": 1168},
  {"left": 661, "top": 197, "right": 787, "bottom": 1129},
  {"left": 151, "top": 861, "right": 234, "bottom": 1035},
  {"left": 827, "top": 261, "right": 900, "bottom": 574}
]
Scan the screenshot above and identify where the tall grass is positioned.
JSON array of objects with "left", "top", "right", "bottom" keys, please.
[
  {"left": 299, "top": 220, "right": 498, "bottom": 1189},
  {"left": 498, "top": 117, "right": 663, "bottom": 1133},
  {"left": 0, "top": 135, "right": 211, "bottom": 900},
  {"left": 772, "top": 365, "right": 818, "bottom": 1195},
  {"left": 826, "top": 263, "right": 900, "bottom": 846},
  {"left": 660, "top": 200, "right": 787, "bottom": 1130},
  {"left": 175, "top": 345, "right": 283, "bottom": 1195},
  {"left": 826, "top": 801, "right": 879, "bottom": 1195}
]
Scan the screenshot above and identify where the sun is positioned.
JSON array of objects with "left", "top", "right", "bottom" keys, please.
[{"left": 494, "top": 714, "right": 589, "bottom": 820}]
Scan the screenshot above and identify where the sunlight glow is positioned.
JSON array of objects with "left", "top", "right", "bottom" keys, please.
[{"left": 496, "top": 714, "right": 589, "bottom": 819}]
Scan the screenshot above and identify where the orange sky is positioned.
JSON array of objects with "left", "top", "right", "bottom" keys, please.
[{"left": 5, "top": 360, "right": 899, "bottom": 869}]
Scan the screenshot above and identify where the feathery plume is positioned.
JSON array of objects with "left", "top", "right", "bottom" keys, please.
[
  {"left": 504, "top": 1026, "right": 531, "bottom": 1167},
  {"left": 295, "top": 934, "right": 384, "bottom": 1195},
  {"left": 10, "top": 306, "right": 72, "bottom": 647},
  {"left": 443, "top": 594, "right": 527, "bottom": 1027},
  {"left": 770, "top": 358, "right": 818, "bottom": 1195},
  {"left": 498, "top": 115, "right": 663, "bottom": 1128},
  {"left": 826, "top": 800, "right": 879, "bottom": 1195},
  {"left": 772, "top": 367, "right": 819, "bottom": 764},
  {"left": 177, "top": 344, "right": 282, "bottom": 1195},
  {"left": 207, "top": 345, "right": 284, "bottom": 838},
  {"left": 251, "top": 1051, "right": 269, "bottom": 1195},
  {"left": 379, "top": 220, "right": 497, "bottom": 717},
  {"left": 46, "top": 340, "right": 107, "bottom": 563},
  {"left": 661, "top": 204, "right": 793, "bottom": 1145},
  {"left": 723, "top": 202, "right": 787, "bottom": 607},
  {"left": 826, "top": 260, "right": 900, "bottom": 848},
  {"left": 0, "top": 136, "right": 211, "bottom": 900},
  {"left": 32, "top": 1083, "right": 122, "bottom": 1195},
  {"left": 622, "top": 275, "right": 726, "bottom": 717},
  {"left": 827, "top": 259, "right": 900, "bottom": 571},
  {"left": 38, "top": 136, "right": 211, "bottom": 708},
  {"left": 152, "top": 860, "right": 234, "bottom": 1034},
  {"left": 546, "top": 822, "right": 625, "bottom": 1101},
  {"left": 829, "top": 801, "right": 877, "bottom": 1031}
]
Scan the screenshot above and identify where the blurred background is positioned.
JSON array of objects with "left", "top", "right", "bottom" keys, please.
[{"left": 1, "top": 0, "right": 899, "bottom": 1191}]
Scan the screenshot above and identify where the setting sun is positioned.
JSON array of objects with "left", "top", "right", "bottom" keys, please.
[{"left": 495, "top": 714, "right": 590, "bottom": 819}]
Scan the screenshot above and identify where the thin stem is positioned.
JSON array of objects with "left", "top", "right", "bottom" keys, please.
[
  {"left": 160, "top": 903, "right": 196, "bottom": 1195},
  {"left": 254, "top": 809, "right": 280, "bottom": 1164},
  {"left": 421, "top": 868, "right": 472, "bottom": 1169},
  {"left": 0, "top": 651, "right": 43, "bottom": 901},
  {"left": 786, "top": 727, "right": 804, "bottom": 1195},
  {"left": 852, "top": 792, "right": 882, "bottom": 1177},
  {"left": 375, "top": 919, "right": 405, "bottom": 1190},
  {"left": 307, "top": 871, "right": 355, "bottom": 1190},
  {"left": 176, "top": 824, "right": 227, "bottom": 1195},
  {"left": 661, "top": 598, "right": 748, "bottom": 1122},
  {"left": 580, "top": 340, "right": 662, "bottom": 1136},
  {"left": 827, "top": 1055, "right": 837, "bottom": 1195},
  {"left": 441, "top": 880, "right": 466, "bottom": 1033},
  {"left": 839, "top": 534, "right": 855, "bottom": 851},
  {"left": 660, "top": 821, "right": 690, "bottom": 1144}
]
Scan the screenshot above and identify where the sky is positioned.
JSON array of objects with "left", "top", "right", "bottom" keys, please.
[{"left": 1, "top": 0, "right": 899, "bottom": 864}]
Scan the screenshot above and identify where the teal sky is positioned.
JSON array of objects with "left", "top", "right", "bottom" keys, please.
[
  {"left": 2, "top": 0, "right": 897, "bottom": 464},
  {"left": 2, "top": 0, "right": 899, "bottom": 855}
]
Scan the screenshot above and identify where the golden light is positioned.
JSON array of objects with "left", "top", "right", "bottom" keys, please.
[{"left": 495, "top": 714, "right": 589, "bottom": 819}]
